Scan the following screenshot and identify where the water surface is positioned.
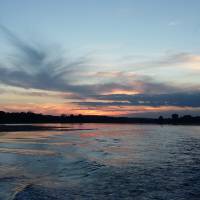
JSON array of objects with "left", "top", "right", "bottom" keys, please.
[{"left": 0, "top": 124, "right": 200, "bottom": 199}]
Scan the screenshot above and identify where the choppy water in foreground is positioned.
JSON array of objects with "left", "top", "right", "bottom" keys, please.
[{"left": 0, "top": 124, "right": 200, "bottom": 200}]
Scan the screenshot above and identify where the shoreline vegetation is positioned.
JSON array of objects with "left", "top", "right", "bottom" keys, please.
[{"left": 0, "top": 111, "right": 200, "bottom": 126}]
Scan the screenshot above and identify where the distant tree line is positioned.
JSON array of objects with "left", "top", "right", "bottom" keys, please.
[{"left": 0, "top": 111, "right": 200, "bottom": 125}]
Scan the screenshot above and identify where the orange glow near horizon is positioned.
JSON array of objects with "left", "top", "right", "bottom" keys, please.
[
  {"left": 0, "top": 102, "right": 198, "bottom": 117},
  {"left": 102, "top": 89, "right": 140, "bottom": 95}
]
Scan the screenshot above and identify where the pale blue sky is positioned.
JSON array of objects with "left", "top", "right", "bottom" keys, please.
[{"left": 0, "top": 0, "right": 200, "bottom": 56}]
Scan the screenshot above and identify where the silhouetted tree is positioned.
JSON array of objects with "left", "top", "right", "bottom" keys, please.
[
  {"left": 172, "top": 114, "right": 179, "bottom": 120},
  {"left": 158, "top": 116, "right": 164, "bottom": 124}
]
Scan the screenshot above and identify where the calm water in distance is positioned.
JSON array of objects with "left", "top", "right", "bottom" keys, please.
[{"left": 0, "top": 124, "right": 200, "bottom": 200}]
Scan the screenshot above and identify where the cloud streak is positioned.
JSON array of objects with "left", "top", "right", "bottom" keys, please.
[
  {"left": 0, "top": 26, "right": 185, "bottom": 97},
  {"left": 0, "top": 25, "right": 91, "bottom": 94},
  {"left": 0, "top": 25, "right": 200, "bottom": 116},
  {"left": 75, "top": 92, "right": 200, "bottom": 108}
]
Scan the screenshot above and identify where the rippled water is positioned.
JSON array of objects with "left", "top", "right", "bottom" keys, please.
[{"left": 0, "top": 124, "right": 200, "bottom": 200}]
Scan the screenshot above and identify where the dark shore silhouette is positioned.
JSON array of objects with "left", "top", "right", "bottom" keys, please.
[{"left": 0, "top": 111, "right": 200, "bottom": 125}]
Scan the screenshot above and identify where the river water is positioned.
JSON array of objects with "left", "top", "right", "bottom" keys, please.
[{"left": 0, "top": 124, "right": 200, "bottom": 200}]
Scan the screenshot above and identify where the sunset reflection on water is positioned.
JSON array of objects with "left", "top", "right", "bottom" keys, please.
[{"left": 0, "top": 124, "right": 200, "bottom": 199}]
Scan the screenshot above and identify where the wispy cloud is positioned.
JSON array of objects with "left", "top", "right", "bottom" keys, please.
[
  {"left": 168, "top": 20, "right": 181, "bottom": 27},
  {"left": 74, "top": 92, "right": 200, "bottom": 108},
  {"left": 0, "top": 25, "right": 185, "bottom": 97},
  {"left": 0, "top": 25, "right": 200, "bottom": 116},
  {"left": 0, "top": 25, "right": 91, "bottom": 94},
  {"left": 125, "top": 52, "right": 200, "bottom": 71}
]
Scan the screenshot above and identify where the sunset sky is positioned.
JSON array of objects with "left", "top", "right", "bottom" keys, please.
[{"left": 0, "top": 0, "right": 200, "bottom": 117}]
